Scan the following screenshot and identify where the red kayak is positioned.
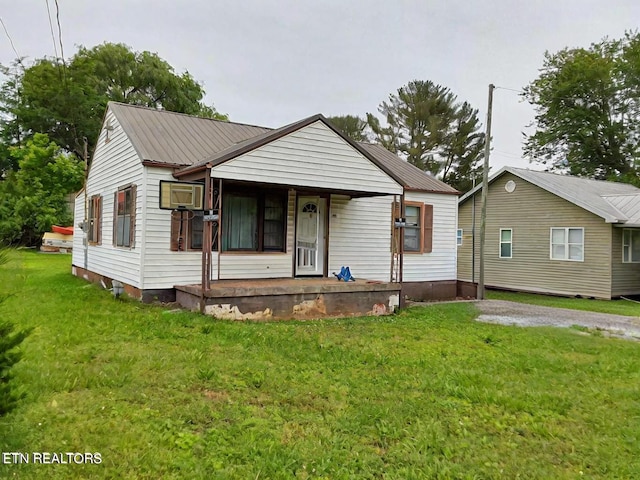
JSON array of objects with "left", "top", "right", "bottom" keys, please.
[{"left": 52, "top": 225, "right": 74, "bottom": 235}]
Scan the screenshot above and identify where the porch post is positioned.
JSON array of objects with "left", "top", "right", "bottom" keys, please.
[
  {"left": 217, "top": 178, "right": 223, "bottom": 281},
  {"left": 200, "top": 166, "right": 213, "bottom": 313},
  {"left": 399, "top": 194, "right": 405, "bottom": 308}
]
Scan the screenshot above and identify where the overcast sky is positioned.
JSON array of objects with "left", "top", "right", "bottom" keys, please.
[{"left": 1, "top": 0, "right": 639, "bottom": 171}]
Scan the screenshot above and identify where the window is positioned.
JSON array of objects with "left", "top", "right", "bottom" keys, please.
[
  {"left": 170, "top": 210, "right": 206, "bottom": 251},
  {"left": 222, "top": 190, "right": 286, "bottom": 252},
  {"left": 264, "top": 195, "right": 286, "bottom": 250},
  {"left": 457, "top": 228, "right": 463, "bottom": 246},
  {"left": 396, "top": 201, "right": 434, "bottom": 254},
  {"left": 404, "top": 204, "right": 421, "bottom": 252},
  {"left": 113, "top": 185, "right": 136, "bottom": 248},
  {"left": 550, "top": 227, "right": 583, "bottom": 261},
  {"left": 622, "top": 229, "right": 640, "bottom": 263},
  {"left": 499, "top": 229, "right": 512, "bottom": 258},
  {"left": 88, "top": 195, "right": 102, "bottom": 245}
]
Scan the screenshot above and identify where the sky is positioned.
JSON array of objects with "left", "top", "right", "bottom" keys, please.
[{"left": 0, "top": 0, "right": 639, "bottom": 172}]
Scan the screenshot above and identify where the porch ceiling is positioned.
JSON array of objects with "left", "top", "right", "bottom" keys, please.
[{"left": 216, "top": 178, "right": 400, "bottom": 198}]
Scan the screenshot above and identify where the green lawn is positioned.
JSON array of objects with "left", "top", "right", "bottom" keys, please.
[
  {"left": 1, "top": 251, "right": 640, "bottom": 479},
  {"left": 486, "top": 289, "right": 640, "bottom": 317}
]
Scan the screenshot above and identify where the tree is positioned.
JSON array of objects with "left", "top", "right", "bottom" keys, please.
[
  {"left": 0, "top": 248, "right": 31, "bottom": 417},
  {"left": 367, "top": 80, "right": 485, "bottom": 191},
  {"left": 0, "top": 62, "right": 24, "bottom": 176},
  {"left": 0, "top": 42, "right": 227, "bottom": 161},
  {"left": 440, "top": 102, "right": 485, "bottom": 192},
  {"left": 523, "top": 31, "right": 640, "bottom": 180},
  {"left": 327, "top": 115, "right": 370, "bottom": 142},
  {"left": 0, "top": 134, "right": 84, "bottom": 246}
]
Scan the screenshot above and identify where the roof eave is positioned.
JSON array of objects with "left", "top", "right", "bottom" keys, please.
[
  {"left": 404, "top": 186, "right": 460, "bottom": 195},
  {"left": 142, "top": 160, "right": 189, "bottom": 169}
]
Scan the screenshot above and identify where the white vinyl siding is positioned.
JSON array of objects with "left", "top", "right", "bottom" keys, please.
[
  {"left": 550, "top": 227, "right": 584, "bottom": 261},
  {"left": 73, "top": 109, "right": 143, "bottom": 288},
  {"left": 401, "top": 192, "right": 458, "bottom": 282},
  {"left": 140, "top": 167, "right": 209, "bottom": 290},
  {"left": 72, "top": 192, "right": 86, "bottom": 267},
  {"left": 328, "top": 195, "right": 393, "bottom": 282},
  {"left": 218, "top": 254, "right": 293, "bottom": 279},
  {"left": 211, "top": 121, "right": 402, "bottom": 196},
  {"left": 499, "top": 229, "right": 512, "bottom": 258}
]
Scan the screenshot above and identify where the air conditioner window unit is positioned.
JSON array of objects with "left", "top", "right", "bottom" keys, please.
[{"left": 159, "top": 181, "right": 204, "bottom": 210}]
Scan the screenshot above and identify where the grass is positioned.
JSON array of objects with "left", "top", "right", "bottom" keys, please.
[
  {"left": 1, "top": 251, "right": 640, "bottom": 479},
  {"left": 486, "top": 289, "right": 640, "bottom": 317}
]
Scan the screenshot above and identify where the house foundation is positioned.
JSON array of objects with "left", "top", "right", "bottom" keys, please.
[{"left": 175, "top": 278, "right": 401, "bottom": 320}]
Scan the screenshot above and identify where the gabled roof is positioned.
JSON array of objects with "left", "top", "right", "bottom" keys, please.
[
  {"left": 358, "top": 143, "right": 459, "bottom": 195},
  {"left": 108, "top": 102, "right": 270, "bottom": 167},
  {"left": 601, "top": 194, "right": 640, "bottom": 227},
  {"left": 107, "top": 102, "right": 457, "bottom": 195},
  {"left": 460, "top": 166, "right": 640, "bottom": 224}
]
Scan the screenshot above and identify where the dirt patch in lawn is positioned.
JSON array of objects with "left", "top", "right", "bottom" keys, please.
[{"left": 475, "top": 300, "right": 640, "bottom": 341}]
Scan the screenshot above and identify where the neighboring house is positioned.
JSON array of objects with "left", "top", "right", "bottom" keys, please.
[
  {"left": 458, "top": 166, "right": 640, "bottom": 299},
  {"left": 72, "top": 102, "right": 459, "bottom": 317}
]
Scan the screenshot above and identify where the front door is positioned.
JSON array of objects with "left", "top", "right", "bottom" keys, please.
[{"left": 295, "top": 196, "right": 326, "bottom": 276}]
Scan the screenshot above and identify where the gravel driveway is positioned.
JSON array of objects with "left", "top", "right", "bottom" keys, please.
[{"left": 474, "top": 300, "right": 640, "bottom": 341}]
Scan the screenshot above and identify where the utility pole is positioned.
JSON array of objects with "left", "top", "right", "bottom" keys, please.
[{"left": 477, "top": 84, "right": 494, "bottom": 300}]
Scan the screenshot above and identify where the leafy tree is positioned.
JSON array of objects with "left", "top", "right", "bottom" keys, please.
[
  {"left": 0, "top": 62, "right": 24, "bottom": 176},
  {"left": 1, "top": 42, "right": 227, "bottom": 160},
  {"left": 327, "top": 115, "right": 370, "bottom": 142},
  {"left": 367, "top": 80, "right": 485, "bottom": 191},
  {"left": 0, "top": 248, "right": 31, "bottom": 417},
  {"left": 523, "top": 31, "right": 640, "bottom": 179},
  {"left": 0, "top": 134, "right": 83, "bottom": 246}
]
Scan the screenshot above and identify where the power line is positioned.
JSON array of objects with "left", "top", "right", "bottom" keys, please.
[
  {"left": 54, "top": 0, "right": 65, "bottom": 65},
  {"left": 0, "top": 16, "right": 22, "bottom": 67},
  {"left": 493, "top": 149, "right": 524, "bottom": 159},
  {"left": 44, "top": 0, "right": 59, "bottom": 60},
  {"left": 495, "top": 86, "right": 524, "bottom": 94}
]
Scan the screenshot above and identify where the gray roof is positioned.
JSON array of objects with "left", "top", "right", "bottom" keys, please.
[
  {"left": 108, "top": 102, "right": 457, "bottom": 194},
  {"left": 460, "top": 166, "right": 640, "bottom": 224},
  {"left": 358, "top": 143, "right": 459, "bottom": 194},
  {"left": 601, "top": 194, "right": 640, "bottom": 227},
  {"left": 108, "top": 102, "right": 270, "bottom": 167}
]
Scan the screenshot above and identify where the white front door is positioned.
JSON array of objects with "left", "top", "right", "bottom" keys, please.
[{"left": 296, "top": 196, "right": 326, "bottom": 276}]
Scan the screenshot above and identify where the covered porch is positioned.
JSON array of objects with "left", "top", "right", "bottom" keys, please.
[{"left": 175, "top": 277, "right": 401, "bottom": 320}]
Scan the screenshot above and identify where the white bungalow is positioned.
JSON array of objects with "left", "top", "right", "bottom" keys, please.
[{"left": 72, "top": 102, "right": 460, "bottom": 318}]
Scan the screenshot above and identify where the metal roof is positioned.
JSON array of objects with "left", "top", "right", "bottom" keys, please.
[
  {"left": 358, "top": 143, "right": 459, "bottom": 195},
  {"left": 108, "top": 102, "right": 458, "bottom": 194},
  {"left": 108, "top": 102, "right": 270, "bottom": 167},
  {"left": 460, "top": 166, "right": 640, "bottom": 224},
  {"left": 602, "top": 194, "right": 640, "bottom": 227}
]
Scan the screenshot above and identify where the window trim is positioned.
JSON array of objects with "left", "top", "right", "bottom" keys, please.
[
  {"left": 392, "top": 200, "right": 434, "bottom": 255},
  {"left": 456, "top": 228, "right": 463, "bottom": 247},
  {"left": 499, "top": 228, "right": 512, "bottom": 258},
  {"left": 550, "top": 227, "right": 584, "bottom": 262},
  {"left": 88, "top": 194, "right": 102, "bottom": 245},
  {"left": 403, "top": 201, "right": 424, "bottom": 254},
  {"left": 622, "top": 229, "right": 640, "bottom": 263},
  {"left": 113, "top": 184, "right": 136, "bottom": 249}
]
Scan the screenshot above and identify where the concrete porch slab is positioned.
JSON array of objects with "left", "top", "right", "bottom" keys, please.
[{"left": 175, "top": 278, "right": 401, "bottom": 320}]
